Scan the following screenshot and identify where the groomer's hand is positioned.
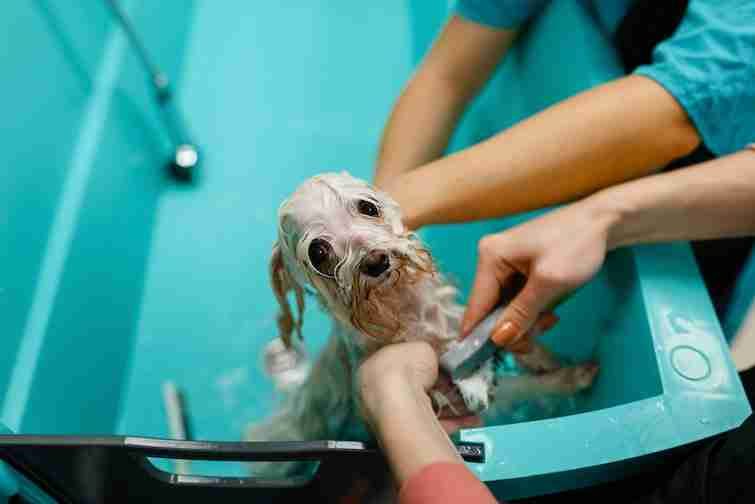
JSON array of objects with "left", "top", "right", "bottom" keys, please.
[
  {"left": 357, "top": 342, "right": 487, "bottom": 491},
  {"left": 359, "top": 342, "right": 480, "bottom": 436},
  {"left": 461, "top": 200, "right": 615, "bottom": 352}
]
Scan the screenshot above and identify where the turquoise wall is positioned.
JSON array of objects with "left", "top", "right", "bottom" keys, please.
[
  {"left": 0, "top": 1, "right": 748, "bottom": 501},
  {"left": 0, "top": 0, "right": 195, "bottom": 435}
]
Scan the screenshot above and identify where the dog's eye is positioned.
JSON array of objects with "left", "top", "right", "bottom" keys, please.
[
  {"left": 357, "top": 199, "right": 380, "bottom": 217},
  {"left": 308, "top": 238, "right": 336, "bottom": 277}
]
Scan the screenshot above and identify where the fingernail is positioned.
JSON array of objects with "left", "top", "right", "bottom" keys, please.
[{"left": 491, "top": 321, "right": 518, "bottom": 346}]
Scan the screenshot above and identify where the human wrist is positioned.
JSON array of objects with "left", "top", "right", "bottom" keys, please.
[
  {"left": 402, "top": 209, "right": 424, "bottom": 232},
  {"left": 382, "top": 178, "right": 426, "bottom": 231},
  {"left": 580, "top": 188, "right": 627, "bottom": 251},
  {"left": 373, "top": 162, "right": 401, "bottom": 191},
  {"left": 362, "top": 370, "right": 430, "bottom": 428}
]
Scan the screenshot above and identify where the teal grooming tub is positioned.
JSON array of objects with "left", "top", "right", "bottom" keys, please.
[{"left": 0, "top": 1, "right": 750, "bottom": 502}]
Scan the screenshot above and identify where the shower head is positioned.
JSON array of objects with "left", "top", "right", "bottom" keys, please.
[
  {"left": 105, "top": 0, "right": 201, "bottom": 183},
  {"left": 170, "top": 144, "right": 200, "bottom": 181}
]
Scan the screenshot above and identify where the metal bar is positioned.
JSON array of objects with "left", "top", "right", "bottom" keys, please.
[
  {"left": 162, "top": 382, "right": 191, "bottom": 475},
  {"left": 102, "top": 0, "right": 200, "bottom": 179},
  {"left": 104, "top": 0, "right": 166, "bottom": 91}
]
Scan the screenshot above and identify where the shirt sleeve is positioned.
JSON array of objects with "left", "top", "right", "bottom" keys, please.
[
  {"left": 452, "top": 0, "right": 550, "bottom": 29},
  {"left": 399, "top": 462, "right": 498, "bottom": 504},
  {"left": 633, "top": 0, "right": 755, "bottom": 156}
]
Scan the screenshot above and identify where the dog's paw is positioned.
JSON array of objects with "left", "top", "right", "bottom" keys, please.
[
  {"left": 430, "top": 375, "right": 471, "bottom": 417},
  {"left": 552, "top": 362, "right": 599, "bottom": 392},
  {"left": 453, "top": 360, "right": 495, "bottom": 414},
  {"left": 573, "top": 361, "right": 600, "bottom": 390}
]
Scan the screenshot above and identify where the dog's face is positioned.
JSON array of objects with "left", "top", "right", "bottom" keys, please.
[{"left": 271, "top": 172, "right": 435, "bottom": 348}]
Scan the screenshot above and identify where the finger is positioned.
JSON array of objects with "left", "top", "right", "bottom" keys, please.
[
  {"left": 524, "top": 312, "right": 560, "bottom": 339},
  {"left": 490, "top": 278, "right": 560, "bottom": 348},
  {"left": 461, "top": 253, "right": 517, "bottom": 338},
  {"left": 505, "top": 312, "right": 559, "bottom": 355},
  {"left": 508, "top": 338, "right": 532, "bottom": 354},
  {"left": 461, "top": 262, "right": 507, "bottom": 337},
  {"left": 536, "top": 311, "right": 559, "bottom": 332}
]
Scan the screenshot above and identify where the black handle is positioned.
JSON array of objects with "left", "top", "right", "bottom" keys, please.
[{"left": 0, "top": 435, "right": 484, "bottom": 503}]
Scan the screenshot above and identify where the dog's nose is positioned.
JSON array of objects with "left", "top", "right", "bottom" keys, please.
[{"left": 361, "top": 251, "right": 390, "bottom": 277}]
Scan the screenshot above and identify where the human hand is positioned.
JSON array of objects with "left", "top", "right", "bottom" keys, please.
[
  {"left": 358, "top": 342, "right": 480, "bottom": 435},
  {"left": 461, "top": 201, "right": 616, "bottom": 352}
]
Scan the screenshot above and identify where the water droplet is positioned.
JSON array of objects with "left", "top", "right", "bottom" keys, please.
[{"left": 700, "top": 418, "right": 710, "bottom": 425}]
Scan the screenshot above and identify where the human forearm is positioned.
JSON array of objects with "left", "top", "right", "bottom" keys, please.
[
  {"left": 374, "top": 75, "right": 472, "bottom": 189},
  {"left": 388, "top": 75, "right": 701, "bottom": 229},
  {"left": 366, "top": 374, "right": 461, "bottom": 486},
  {"left": 374, "top": 16, "right": 518, "bottom": 189},
  {"left": 591, "top": 148, "right": 755, "bottom": 249},
  {"left": 458, "top": 149, "right": 754, "bottom": 353}
]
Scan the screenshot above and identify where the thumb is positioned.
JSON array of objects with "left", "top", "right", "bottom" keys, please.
[
  {"left": 461, "top": 267, "right": 505, "bottom": 337},
  {"left": 461, "top": 252, "right": 519, "bottom": 337},
  {"left": 490, "top": 276, "right": 563, "bottom": 348}
]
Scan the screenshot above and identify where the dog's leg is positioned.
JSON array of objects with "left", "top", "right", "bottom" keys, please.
[
  {"left": 513, "top": 342, "right": 562, "bottom": 374},
  {"left": 452, "top": 360, "right": 495, "bottom": 414},
  {"left": 528, "top": 363, "right": 600, "bottom": 395},
  {"left": 490, "top": 362, "right": 599, "bottom": 413},
  {"left": 246, "top": 333, "right": 354, "bottom": 477}
]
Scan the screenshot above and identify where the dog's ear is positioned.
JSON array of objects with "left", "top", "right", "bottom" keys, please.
[{"left": 270, "top": 241, "right": 305, "bottom": 348}]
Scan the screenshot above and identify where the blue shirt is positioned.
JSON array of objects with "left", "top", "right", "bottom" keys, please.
[{"left": 453, "top": 0, "right": 755, "bottom": 155}]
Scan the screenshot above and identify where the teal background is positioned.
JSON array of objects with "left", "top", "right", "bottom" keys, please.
[{"left": 0, "top": 1, "right": 750, "bottom": 500}]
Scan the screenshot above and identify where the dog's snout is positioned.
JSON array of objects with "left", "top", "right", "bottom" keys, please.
[{"left": 361, "top": 251, "right": 390, "bottom": 277}]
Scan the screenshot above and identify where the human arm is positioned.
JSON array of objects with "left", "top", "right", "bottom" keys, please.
[
  {"left": 358, "top": 342, "right": 496, "bottom": 502},
  {"left": 460, "top": 147, "right": 755, "bottom": 349},
  {"left": 373, "top": 15, "right": 518, "bottom": 189},
  {"left": 389, "top": 1, "right": 755, "bottom": 231},
  {"left": 386, "top": 74, "right": 701, "bottom": 231}
]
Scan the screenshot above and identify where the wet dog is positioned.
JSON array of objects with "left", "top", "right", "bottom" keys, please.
[{"left": 247, "top": 172, "right": 598, "bottom": 478}]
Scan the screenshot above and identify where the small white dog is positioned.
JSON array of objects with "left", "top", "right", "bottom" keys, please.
[{"left": 247, "top": 172, "right": 598, "bottom": 477}]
